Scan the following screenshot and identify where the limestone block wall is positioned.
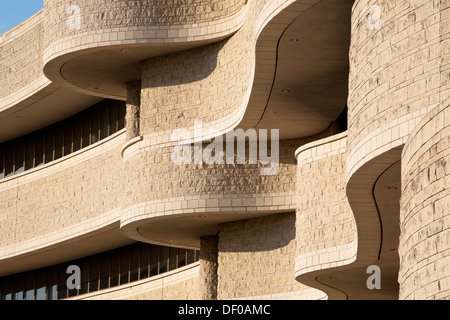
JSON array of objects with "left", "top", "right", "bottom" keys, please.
[
  {"left": 347, "top": 0, "right": 447, "bottom": 181},
  {"left": 0, "top": 11, "right": 46, "bottom": 104},
  {"left": 0, "top": 130, "right": 125, "bottom": 255},
  {"left": 217, "top": 212, "right": 326, "bottom": 300},
  {"left": 400, "top": 104, "right": 450, "bottom": 300},
  {"left": 294, "top": 132, "right": 357, "bottom": 295}
]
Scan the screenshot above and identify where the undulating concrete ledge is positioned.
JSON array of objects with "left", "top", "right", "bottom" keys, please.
[
  {"left": 66, "top": 262, "right": 201, "bottom": 300},
  {"left": 399, "top": 103, "right": 450, "bottom": 299}
]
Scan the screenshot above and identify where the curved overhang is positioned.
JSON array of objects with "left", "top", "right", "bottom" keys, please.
[{"left": 239, "top": 0, "right": 352, "bottom": 139}]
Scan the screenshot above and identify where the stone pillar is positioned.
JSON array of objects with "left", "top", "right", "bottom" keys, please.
[
  {"left": 126, "top": 80, "right": 141, "bottom": 141},
  {"left": 199, "top": 235, "right": 218, "bottom": 300}
]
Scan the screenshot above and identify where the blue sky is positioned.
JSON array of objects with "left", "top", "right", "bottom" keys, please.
[{"left": 0, "top": 0, "right": 44, "bottom": 34}]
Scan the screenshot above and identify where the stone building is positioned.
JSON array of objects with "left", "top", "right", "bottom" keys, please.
[{"left": 0, "top": 0, "right": 448, "bottom": 300}]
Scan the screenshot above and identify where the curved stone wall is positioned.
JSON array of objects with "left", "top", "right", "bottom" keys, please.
[
  {"left": 120, "top": 129, "right": 340, "bottom": 248},
  {"left": 294, "top": 132, "right": 358, "bottom": 299},
  {"left": 0, "top": 130, "right": 126, "bottom": 261},
  {"left": 400, "top": 104, "right": 450, "bottom": 300},
  {"left": 119, "top": 0, "right": 326, "bottom": 249},
  {"left": 0, "top": 11, "right": 54, "bottom": 113},
  {"left": 347, "top": 0, "right": 446, "bottom": 182}
]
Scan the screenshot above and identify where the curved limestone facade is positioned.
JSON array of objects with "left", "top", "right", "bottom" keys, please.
[{"left": 0, "top": 0, "right": 449, "bottom": 300}]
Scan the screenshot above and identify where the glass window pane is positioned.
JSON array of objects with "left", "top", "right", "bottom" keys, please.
[
  {"left": 13, "top": 277, "right": 24, "bottom": 301},
  {"left": 140, "top": 244, "right": 150, "bottom": 280},
  {"left": 4, "top": 147, "right": 13, "bottom": 178},
  {"left": 150, "top": 245, "right": 159, "bottom": 277},
  {"left": 35, "top": 134, "right": 45, "bottom": 167},
  {"left": 118, "top": 103, "right": 126, "bottom": 130},
  {"left": 14, "top": 143, "right": 24, "bottom": 175},
  {"left": 25, "top": 139, "right": 35, "bottom": 170},
  {"left": 45, "top": 130, "right": 54, "bottom": 164},
  {"left": 2, "top": 279, "right": 12, "bottom": 300},
  {"left": 110, "top": 251, "right": 120, "bottom": 288},
  {"left": 187, "top": 250, "right": 196, "bottom": 265},
  {"left": 89, "top": 258, "right": 100, "bottom": 293},
  {"left": 73, "top": 119, "right": 82, "bottom": 153},
  {"left": 82, "top": 116, "right": 91, "bottom": 148},
  {"left": 120, "top": 249, "right": 130, "bottom": 285},
  {"left": 91, "top": 110, "right": 100, "bottom": 144},
  {"left": 178, "top": 249, "right": 187, "bottom": 268},
  {"left": 101, "top": 104, "right": 110, "bottom": 140},
  {"left": 80, "top": 261, "right": 89, "bottom": 295},
  {"left": 54, "top": 126, "right": 64, "bottom": 161},
  {"left": 100, "top": 255, "right": 110, "bottom": 290},
  {"left": 130, "top": 246, "right": 140, "bottom": 282},
  {"left": 109, "top": 103, "right": 118, "bottom": 135},
  {"left": 169, "top": 248, "right": 177, "bottom": 271},
  {"left": 24, "top": 274, "right": 35, "bottom": 300},
  {"left": 47, "top": 270, "right": 57, "bottom": 300},
  {"left": 57, "top": 267, "right": 67, "bottom": 299},
  {"left": 36, "top": 273, "right": 46, "bottom": 300},
  {"left": 160, "top": 247, "right": 169, "bottom": 274},
  {"left": 64, "top": 122, "right": 73, "bottom": 156},
  {"left": 0, "top": 150, "right": 4, "bottom": 179}
]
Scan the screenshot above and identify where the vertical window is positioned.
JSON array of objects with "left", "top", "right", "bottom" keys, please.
[
  {"left": 54, "top": 125, "right": 64, "bottom": 161},
  {"left": 47, "top": 270, "right": 57, "bottom": 301},
  {"left": 110, "top": 251, "right": 120, "bottom": 288},
  {"left": 73, "top": 118, "right": 82, "bottom": 153},
  {"left": 13, "top": 277, "right": 24, "bottom": 301},
  {"left": 25, "top": 139, "right": 35, "bottom": 171},
  {"left": 169, "top": 248, "right": 178, "bottom": 271},
  {"left": 35, "top": 133, "right": 45, "bottom": 167},
  {"left": 120, "top": 249, "right": 130, "bottom": 286},
  {"left": 57, "top": 267, "right": 68, "bottom": 300},
  {"left": 109, "top": 102, "right": 118, "bottom": 135},
  {"left": 14, "top": 142, "right": 24, "bottom": 175},
  {"left": 118, "top": 103, "right": 126, "bottom": 130},
  {"left": 101, "top": 104, "right": 110, "bottom": 140},
  {"left": 130, "top": 246, "right": 140, "bottom": 282},
  {"left": 140, "top": 244, "right": 150, "bottom": 280},
  {"left": 91, "top": 110, "right": 100, "bottom": 144},
  {"left": 35, "top": 273, "right": 47, "bottom": 300},
  {"left": 24, "top": 274, "right": 35, "bottom": 300},
  {"left": 82, "top": 116, "right": 91, "bottom": 148},
  {"left": 44, "top": 130, "right": 54, "bottom": 164},
  {"left": 4, "top": 148, "right": 13, "bottom": 178},
  {"left": 0, "top": 150, "right": 4, "bottom": 179},
  {"left": 187, "top": 250, "right": 196, "bottom": 265},
  {"left": 1, "top": 279, "right": 12, "bottom": 300},
  {"left": 150, "top": 245, "right": 159, "bottom": 277},
  {"left": 64, "top": 121, "right": 73, "bottom": 157},
  {"left": 89, "top": 258, "right": 100, "bottom": 292},
  {"left": 160, "top": 247, "right": 169, "bottom": 274},
  {"left": 79, "top": 261, "right": 90, "bottom": 296},
  {"left": 100, "top": 255, "right": 110, "bottom": 290},
  {"left": 178, "top": 249, "right": 187, "bottom": 268}
]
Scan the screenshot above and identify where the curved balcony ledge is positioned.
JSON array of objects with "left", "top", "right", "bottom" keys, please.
[
  {"left": 42, "top": 1, "right": 250, "bottom": 100},
  {"left": 120, "top": 192, "right": 296, "bottom": 249}
]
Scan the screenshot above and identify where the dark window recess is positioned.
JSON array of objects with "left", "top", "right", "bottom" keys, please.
[
  {"left": 0, "top": 99, "right": 126, "bottom": 180},
  {"left": 0, "top": 243, "right": 199, "bottom": 300}
]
